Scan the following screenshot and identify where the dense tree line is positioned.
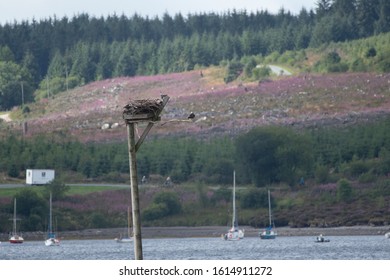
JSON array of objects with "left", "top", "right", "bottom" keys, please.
[
  {"left": 1, "top": 0, "right": 390, "bottom": 109},
  {"left": 1, "top": 117, "right": 390, "bottom": 187},
  {"left": 1, "top": 119, "right": 390, "bottom": 232}
]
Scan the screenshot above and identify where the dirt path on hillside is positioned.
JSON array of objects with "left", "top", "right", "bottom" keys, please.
[{"left": 0, "top": 112, "right": 11, "bottom": 122}]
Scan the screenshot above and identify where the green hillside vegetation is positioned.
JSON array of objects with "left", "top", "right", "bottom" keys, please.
[{"left": 1, "top": 116, "right": 390, "bottom": 231}]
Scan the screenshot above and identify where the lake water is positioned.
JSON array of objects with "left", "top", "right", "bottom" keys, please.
[{"left": 1, "top": 236, "right": 389, "bottom": 260}]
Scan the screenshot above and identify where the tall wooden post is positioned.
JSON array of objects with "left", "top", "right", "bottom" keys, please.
[
  {"left": 123, "top": 95, "right": 170, "bottom": 260},
  {"left": 127, "top": 122, "right": 143, "bottom": 259}
]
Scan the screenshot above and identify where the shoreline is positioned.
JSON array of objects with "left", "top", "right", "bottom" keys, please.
[{"left": 2, "top": 226, "right": 390, "bottom": 241}]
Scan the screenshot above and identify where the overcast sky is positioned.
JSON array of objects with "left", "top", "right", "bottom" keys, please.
[{"left": 0, "top": 0, "right": 317, "bottom": 24}]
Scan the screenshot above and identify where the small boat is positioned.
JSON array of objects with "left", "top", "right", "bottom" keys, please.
[
  {"left": 9, "top": 198, "right": 24, "bottom": 244},
  {"left": 223, "top": 171, "right": 244, "bottom": 241},
  {"left": 45, "top": 193, "right": 60, "bottom": 246},
  {"left": 315, "top": 234, "right": 330, "bottom": 243},
  {"left": 115, "top": 207, "right": 133, "bottom": 243},
  {"left": 385, "top": 232, "right": 390, "bottom": 239},
  {"left": 259, "top": 190, "right": 277, "bottom": 239}
]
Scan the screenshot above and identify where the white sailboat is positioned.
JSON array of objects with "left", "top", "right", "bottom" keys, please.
[
  {"left": 115, "top": 206, "right": 133, "bottom": 243},
  {"left": 9, "top": 198, "right": 24, "bottom": 244},
  {"left": 223, "top": 171, "right": 244, "bottom": 241},
  {"left": 45, "top": 192, "right": 60, "bottom": 246},
  {"left": 259, "top": 190, "right": 277, "bottom": 239}
]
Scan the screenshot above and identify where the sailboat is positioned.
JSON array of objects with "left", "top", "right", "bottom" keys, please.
[
  {"left": 259, "top": 190, "right": 277, "bottom": 239},
  {"left": 115, "top": 206, "right": 133, "bottom": 243},
  {"left": 9, "top": 198, "right": 24, "bottom": 244},
  {"left": 45, "top": 192, "right": 60, "bottom": 246},
  {"left": 223, "top": 171, "right": 244, "bottom": 241}
]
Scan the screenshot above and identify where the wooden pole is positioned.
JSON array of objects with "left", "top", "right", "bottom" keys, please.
[
  {"left": 127, "top": 123, "right": 143, "bottom": 260},
  {"left": 124, "top": 95, "right": 170, "bottom": 260}
]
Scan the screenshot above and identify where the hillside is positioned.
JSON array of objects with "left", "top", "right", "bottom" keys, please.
[
  {"left": 1, "top": 66, "right": 390, "bottom": 231},
  {"left": 4, "top": 68, "right": 390, "bottom": 143}
]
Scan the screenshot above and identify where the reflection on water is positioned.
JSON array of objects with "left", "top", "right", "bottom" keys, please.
[{"left": 1, "top": 236, "right": 389, "bottom": 260}]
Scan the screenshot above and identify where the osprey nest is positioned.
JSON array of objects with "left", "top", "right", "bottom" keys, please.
[{"left": 123, "top": 99, "right": 164, "bottom": 120}]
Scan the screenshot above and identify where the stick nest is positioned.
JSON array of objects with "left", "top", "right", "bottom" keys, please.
[{"left": 123, "top": 99, "right": 163, "bottom": 117}]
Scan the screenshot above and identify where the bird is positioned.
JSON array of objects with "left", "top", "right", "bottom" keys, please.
[{"left": 188, "top": 112, "right": 195, "bottom": 119}]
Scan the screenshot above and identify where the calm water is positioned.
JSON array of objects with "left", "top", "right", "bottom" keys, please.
[{"left": 1, "top": 236, "right": 389, "bottom": 260}]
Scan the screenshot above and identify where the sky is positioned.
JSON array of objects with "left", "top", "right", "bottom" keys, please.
[{"left": 0, "top": 0, "right": 317, "bottom": 24}]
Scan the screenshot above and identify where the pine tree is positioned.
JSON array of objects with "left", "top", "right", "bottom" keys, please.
[
  {"left": 375, "top": 0, "right": 390, "bottom": 34},
  {"left": 315, "top": 0, "right": 332, "bottom": 18},
  {"left": 356, "top": 0, "right": 380, "bottom": 36}
]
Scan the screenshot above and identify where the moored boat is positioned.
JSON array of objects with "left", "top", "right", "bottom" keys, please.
[
  {"left": 45, "top": 192, "right": 60, "bottom": 246},
  {"left": 259, "top": 190, "right": 277, "bottom": 240},
  {"left": 115, "top": 206, "right": 133, "bottom": 243},
  {"left": 223, "top": 171, "right": 244, "bottom": 241},
  {"left": 9, "top": 235, "right": 24, "bottom": 244},
  {"left": 115, "top": 236, "right": 133, "bottom": 243},
  {"left": 9, "top": 198, "right": 24, "bottom": 244},
  {"left": 315, "top": 234, "right": 330, "bottom": 243}
]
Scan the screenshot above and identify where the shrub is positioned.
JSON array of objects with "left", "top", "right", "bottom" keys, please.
[
  {"left": 365, "top": 47, "right": 377, "bottom": 58},
  {"left": 314, "top": 51, "right": 348, "bottom": 73},
  {"left": 7, "top": 163, "right": 19, "bottom": 178},
  {"left": 22, "top": 105, "right": 30, "bottom": 114},
  {"left": 224, "top": 60, "right": 243, "bottom": 83},
  {"left": 325, "top": 51, "right": 341, "bottom": 64},
  {"left": 252, "top": 65, "right": 271, "bottom": 80},
  {"left": 153, "top": 191, "right": 182, "bottom": 215},
  {"left": 142, "top": 191, "right": 182, "bottom": 221},
  {"left": 243, "top": 57, "right": 257, "bottom": 78},
  {"left": 142, "top": 203, "right": 168, "bottom": 221}
]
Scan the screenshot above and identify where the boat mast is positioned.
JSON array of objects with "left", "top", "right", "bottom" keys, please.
[
  {"left": 13, "top": 198, "right": 17, "bottom": 235},
  {"left": 268, "top": 190, "right": 272, "bottom": 226},
  {"left": 232, "top": 170, "right": 237, "bottom": 228},
  {"left": 48, "top": 192, "right": 52, "bottom": 234}
]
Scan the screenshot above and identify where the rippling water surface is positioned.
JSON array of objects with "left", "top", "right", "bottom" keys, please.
[{"left": 1, "top": 236, "right": 389, "bottom": 260}]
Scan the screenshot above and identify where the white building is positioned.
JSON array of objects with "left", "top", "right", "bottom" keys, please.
[{"left": 26, "top": 169, "right": 55, "bottom": 185}]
